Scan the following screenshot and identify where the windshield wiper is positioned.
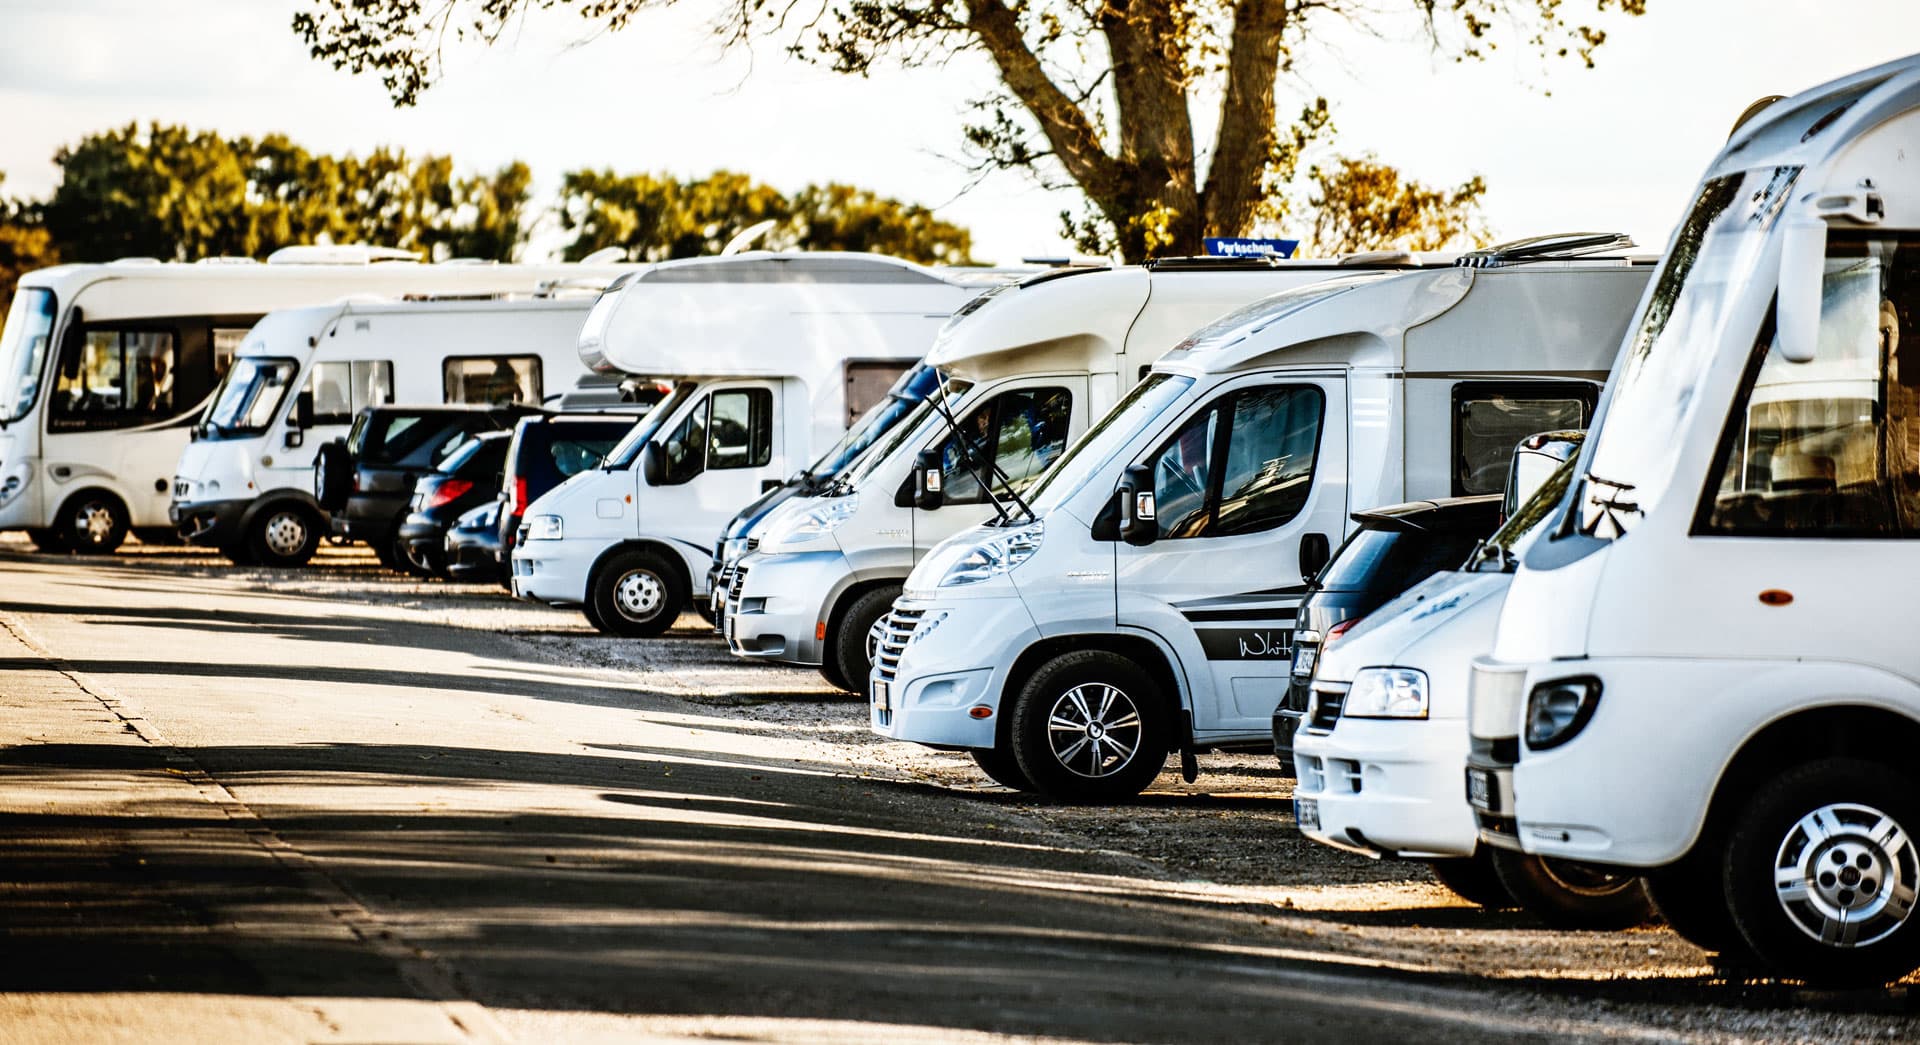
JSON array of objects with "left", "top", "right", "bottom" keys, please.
[
  {"left": 1577, "top": 471, "right": 1642, "bottom": 537},
  {"left": 923, "top": 375, "right": 1036, "bottom": 525}
]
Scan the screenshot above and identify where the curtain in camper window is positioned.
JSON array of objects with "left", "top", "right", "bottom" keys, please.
[
  {"left": 444, "top": 356, "right": 542, "bottom": 406},
  {"left": 308, "top": 361, "right": 395, "bottom": 425}
]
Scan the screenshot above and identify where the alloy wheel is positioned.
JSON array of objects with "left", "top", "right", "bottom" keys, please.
[
  {"left": 1046, "top": 682, "right": 1143, "bottom": 779},
  {"left": 1772, "top": 802, "right": 1918, "bottom": 947}
]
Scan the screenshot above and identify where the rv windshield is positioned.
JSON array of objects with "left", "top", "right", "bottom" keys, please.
[
  {"left": 808, "top": 371, "right": 957, "bottom": 482},
  {"left": 835, "top": 378, "right": 975, "bottom": 492},
  {"left": 606, "top": 381, "right": 696, "bottom": 468},
  {"left": 1575, "top": 166, "right": 1800, "bottom": 538},
  {"left": 0, "top": 289, "right": 57, "bottom": 425},
  {"left": 1026, "top": 372, "right": 1196, "bottom": 511},
  {"left": 205, "top": 357, "right": 298, "bottom": 436}
]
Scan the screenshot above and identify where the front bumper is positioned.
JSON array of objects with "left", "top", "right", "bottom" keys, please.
[
  {"left": 869, "top": 593, "right": 1038, "bottom": 749},
  {"left": 1294, "top": 715, "right": 1477, "bottom": 859},
  {"left": 170, "top": 497, "right": 250, "bottom": 546},
  {"left": 723, "top": 550, "right": 847, "bottom": 666},
  {"left": 445, "top": 532, "right": 503, "bottom": 582},
  {"left": 509, "top": 535, "right": 604, "bottom": 605}
]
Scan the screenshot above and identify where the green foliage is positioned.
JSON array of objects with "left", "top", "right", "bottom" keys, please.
[
  {"left": 39, "top": 123, "right": 534, "bottom": 263},
  {"left": 559, "top": 170, "right": 971, "bottom": 264},
  {"left": 0, "top": 174, "right": 60, "bottom": 313}
]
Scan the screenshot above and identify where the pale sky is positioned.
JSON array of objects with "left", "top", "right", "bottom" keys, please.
[{"left": 1, "top": 0, "right": 1917, "bottom": 264}]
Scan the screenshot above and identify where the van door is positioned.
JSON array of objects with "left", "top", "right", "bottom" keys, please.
[
  {"left": 639, "top": 381, "right": 783, "bottom": 585},
  {"left": 912, "top": 377, "right": 1084, "bottom": 556},
  {"left": 1114, "top": 373, "right": 1348, "bottom": 739}
]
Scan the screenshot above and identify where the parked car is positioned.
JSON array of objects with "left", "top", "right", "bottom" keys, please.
[
  {"left": 313, "top": 404, "right": 539, "bottom": 572},
  {"left": 398, "top": 431, "right": 512, "bottom": 576},
  {"left": 445, "top": 501, "right": 506, "bottom": 583},
  {"left": 1270, "top": 495, "right": 1502, "bottom": 772},
  {"left": 496, "top": 413, "right": 648, "bottom": 586}
]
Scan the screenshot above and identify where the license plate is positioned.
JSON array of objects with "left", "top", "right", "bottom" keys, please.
[
  {"left": 1294, "top": 797, "right": 1319, "bottom": 831},
  {"left": 1292, "top": 646, "right": 1317, "bottom": 677},
  {"left": 872, "top": 680, "right": 891, "bottom": 712},
  {"left": 1467, "top": 767, "right": 1498, "bottom": 813}
]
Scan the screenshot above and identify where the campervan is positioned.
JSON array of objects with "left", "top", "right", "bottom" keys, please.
[
  {"left": 171, "top": 291, "right": 626, "bottom": 566},
  {"left": 509, "top": 252, "right": 1015, "bottom": 635},
  {"left": 873, "top": 240, "right": 1653, "bottom": 800},
  {"left": 722, "top": 257, "right": 1450, "bottom": 690},
  {"left": 1465, "top": 55, "right": 1920, "bottom": 986},
  {"left": 0, "top": 247, "right": 632, "bottom": 553}
]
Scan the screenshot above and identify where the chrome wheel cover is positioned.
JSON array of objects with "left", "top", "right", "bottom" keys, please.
[
  {"left": 262, "top": 511, "right": 308, "bottom": 557},
  {"left": 1773, "top": 802, "right": 1918, "bottom": 948},
  {"left": 614, "top": 568, "right": 666, "bottom": 622},
  {"left": 1046, "top": 682, "right": 1142, "bottom": 779}
]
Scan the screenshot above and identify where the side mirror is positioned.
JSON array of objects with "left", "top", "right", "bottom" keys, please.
[
  {"left": 286, "top": 391, "right": 313, "bottom": 448},
  {"left": 1299, "top": 532, "right": 1331, "bottom": 583},
  {"left": 640, "top": 441, "right": 666, "bottom": 486},
  {"left": 1776, "top": 218, "right": 1828, "bottom": 364},
  {"left": 913, "top": 448, "right": 944, "bottom": 511},
  {"left": 1117, "top": 463, "right": 1157, "bottom": 546}
]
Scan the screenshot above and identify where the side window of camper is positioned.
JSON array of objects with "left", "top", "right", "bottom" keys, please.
[
  {"left": 1141, "top": 385, "right": 1325, "bottom": 539},
  {"left": 50, "top": 328, "right": 180, "bottom": 430},
  {"left": 1703, "top": 231, "right": 1920, "bottom": 536},
  {"left": 308, "top": 361, "right": 395, "bottom": 425},
  {"left": 844, "top": 361, "right": 909, "bottom": 427},
  {"left": 1452, "top": 382, "right": 1593, "bottom": 496},
  {"left": 934, "top": 387, "right": 1073, "bottom": 505},
  {"left": 706, "top": 388, "right": 774, "bottom": 470},
  {"left": 444, "top": 356, "right": 543, "bottom": 406}
]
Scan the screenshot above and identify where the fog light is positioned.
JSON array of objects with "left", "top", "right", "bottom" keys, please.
[{"left": 968, "top": 706, "right": 992, "bottom": 719}]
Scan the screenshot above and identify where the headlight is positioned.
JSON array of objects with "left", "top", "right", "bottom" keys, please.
[
  {"left": 722, "top": 536, "right": 751, "bottom": 562},
  {"left": 1345, "top": 667, "right": 1429, "bottom": 719},
  {"left": 940, "top": 520, "right": 1044, "bottom": 587},
  {"left": 1525, "top": 676, "right": 1602, "bottom": 750},
  {"left": 767, "top": 496, "right": 857, "bottom": 545},
  {"left": 0, "top": 472, "right": 27, "bottom": 508},
  {"left": 526, "top": 514, "right": 564, "bottom": 541}
]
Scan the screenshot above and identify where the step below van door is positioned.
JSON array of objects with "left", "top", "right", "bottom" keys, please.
[{"left": 1114, "top": 372, "right": 1348, "bottom": 738}]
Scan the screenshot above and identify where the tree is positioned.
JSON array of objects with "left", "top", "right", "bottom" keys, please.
[
  {"left": 292, "top": 0, "right": 1646, "bottom": 260},
  {"left": 38, "top": 123, "right": 534, "bottom": 263},
  {"left": 1300, "top": 155, "right": 1490, "bottom": 256},
  {"left": 558, "top": 169, "right": 971, "bottom": 263},
  {"left": 0, "top": 174, "right": 59, "bottom": 313}
]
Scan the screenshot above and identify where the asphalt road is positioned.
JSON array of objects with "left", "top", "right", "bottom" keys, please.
[{"left": 2, "top": 545, "right": 1916, "bottom": 1043}]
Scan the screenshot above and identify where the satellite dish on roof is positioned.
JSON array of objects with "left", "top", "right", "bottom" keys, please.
[{"left": 721, "top": 220, "right": 779, "bottom": 256}]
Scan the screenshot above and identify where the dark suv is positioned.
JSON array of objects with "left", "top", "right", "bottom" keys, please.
[
  {"left": 495, "top": 413, "right": 643, "bottom": 582},
  {"left": 1270, "top": 495, "right": 1502, "bottom": 772},
  {"left": 314, "top": 404, "right": 539, "bottom": 571}
]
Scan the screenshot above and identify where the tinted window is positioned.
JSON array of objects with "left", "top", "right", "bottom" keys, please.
[
  {"left": 1453, "top": 383, "right": 1593, "bottom": 496},
  {"left": 1317, "top": 527, "right": 1483, "bottom": 596},
  {"left": 708, "top": 388, "right": 773, "bottom": 470},
  {"left": 362, "top": 413, "right": 480, "bottom": 467},
  {"left": 548, "top": 432, "right": 623, "bottom": 476},
  {"left": 52, "top": 329, "right": 179, "bottom": 429},
  {"left": 1140, "top": 384, "right": 1324, "bottom": 539},
  {"left": 444, "top": 356, "right": 542, "bottom": 406},
  {"left": 440, "top": 434, "right": 509, "bottom": 477},
  {"left": 309, "top": 360, "right": 395, "bottom": 425},
  {"left": 936, "top": 386, "right": 1073, "bottom": 505},
  {"left": 662, "top": 397, "right": 710, "bottom": 483}
]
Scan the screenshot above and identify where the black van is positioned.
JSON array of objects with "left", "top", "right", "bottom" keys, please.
[
  {"left": 494, "top": 413, "right": 643, "bottom": 584},
  {"left": 313, "top": 404, "right": 540, "bottom": 571}
]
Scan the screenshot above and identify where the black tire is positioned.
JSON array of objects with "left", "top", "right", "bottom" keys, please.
[
  {"left": 1490, "top": 847, "right": 1657, "bottom": 930},
  {"left": 1722, "top": 757, "right": 1920, "bottom": 987},
  {"left": 132, "top": 527, "right": 181, "bottom": 546},
  {"left": 1009, "top": 650, "right": 1170, "bottom": 801},
  {"left": 372, "top": 528, "right": 406, "bottom": 572},
  {"left": 694, "top": 600, "right": 718, "bottom": 627},
  {"left": 221, "top": 540, "right": 257, "bottom": 566},
  {"left": 313, "top": 441, "right": 351, "bottom": 511},
  {"left": 581, "top": 597, "right": 607, "bottom": 632},
  {"left": 970, "top": 747, "right": 1033, "bottom": 790},
  {"left": 61, "top": 491, "right": 128, "bottom": 555},
  {"left": 245, "top": 503, "right": 321, "bottom": 568},
  {"left": 824, "top": 585, "right": 899, "bottom": 695},
  {"left": 1645, "top": 845, "right": 1753, "bottom": 960},
  {"left": 25, "top": 527, "right": 68, "bottom": 553},
  {"left": 589, "top": 550, "right": 685, "bottom": 638},
  {"left": 1429, "top": 850, "right": 1514, "bottom": 909}
]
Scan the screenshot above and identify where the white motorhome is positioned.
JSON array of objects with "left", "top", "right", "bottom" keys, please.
[
  {"left": 1292, "top": 440, "right": 1654, "bottom": 928},
  {"left": 170, "top": 288, "right": 630, "bottom": 566},
  {"left": 1465, "top": 55, "right": 1920, "bottom": 986},
  {"left": 873, "top": 241, "right": 1653, "bottom": 801},
  {"left": 0, "top": 247, "right": 633, "bottom": 553},
  {"left": 722, "top": 257, "right": 1449, "bottom": 691},
  {"left": 510, "top": 252, "right": 1015, "bottom": 635}
]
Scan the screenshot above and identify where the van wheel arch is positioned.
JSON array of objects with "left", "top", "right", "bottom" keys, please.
[
  {"left": 821, "top": 578, "right": 906, "bottom": 683},
  {"left": 1001, "top": 633, "right": 1190, "bottom": 752},
  {"left": 1701, "top": 706, "right": 1920, "bottom": 861},
  {"left": 590, "top": 540, "right": 695, "bottom": 608}
]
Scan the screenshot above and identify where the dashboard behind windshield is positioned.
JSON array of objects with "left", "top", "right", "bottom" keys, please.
[
  {"left": 606, "top": 382, "right": 695, "bottom": 468},
  {"left": 205, "top": 357, "right": 298, "bottom": 436},
  {"left": 1025, "top": 373, "right": 1196, "bottom": 511}
]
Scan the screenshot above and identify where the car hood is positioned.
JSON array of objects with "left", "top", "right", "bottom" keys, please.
[{"left": 1315, "top": 570, "right": 1513, "bottom": 684}]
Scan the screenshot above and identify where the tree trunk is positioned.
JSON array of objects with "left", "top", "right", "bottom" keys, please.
[
  {"left": 1201, "top": 0, "right": 1292, "bottom": 242},
  {"left": 1098, "top": 0, "right": 1201, "bottom": 260}
]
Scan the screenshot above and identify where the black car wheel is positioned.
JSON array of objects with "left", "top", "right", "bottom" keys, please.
[
  {"left": 246, "top": 504, "right": 321, "bottom": 568},
  {"left": 1490, "top": 848, "right": 1657, "bottom": 930},
  {"left": 1428, "top": 850, "right": 1514, "bottom": 909},
  {"left": 589, "top": 550, "right": 685, "bottom": 638},
  {"left": 1009, "top": 650, "right": 1169, "bottom": 801},
  {"left": 63, "top": 491, "right": 128, "bottom": 555},
  {"left": 823, "top": 586, "right": 899, "bottom": 695}
]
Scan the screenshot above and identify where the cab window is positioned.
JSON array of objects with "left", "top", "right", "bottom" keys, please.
[
  {"left": 308, "top": 360, "right": 395, "bottom": 425},
  {"left": 660, "top": 388, "right": 774, "bottom": 483},
  {"left": 48, "top": 316, "right": 250, "bottom": 431},
  {"left": 1702, "top": 231, "right": 1920, "bottom": 536},
  {"left": 444, "top": 356, "right": 542, "bottom": 406},
  {"left": 934, "top": 387, "right": 1072, "bottom": 505},
  {"left": 1451, "top": 382, "right": 1593, "bottom": 496},
  {"left": 1142, "top": 384, "right": 1324, "bottom": 540}
]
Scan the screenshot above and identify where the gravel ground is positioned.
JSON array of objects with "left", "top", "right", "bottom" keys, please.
[{"left": 31, "top": 533, "right": 1920, "bottom": 1041}]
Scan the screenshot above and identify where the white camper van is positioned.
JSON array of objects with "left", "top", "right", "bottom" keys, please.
[
  {"left": 722, "top": 257, "right": 1448, "bottom": 691},
  {"left": 874, "top": 240, "right": 1653, "bottom": 800},
  {"left": 1465, "top": 55, "right": 1920, "bottom": 987},
  {"left": 170, "top": 289, "right": 627, "bottom": 566},
  {"left": 510, "top": 252, "right": 1015, "bottom": 635},
  {"left": 0, "top": 247, "right": 632, "bottom": 553}
]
